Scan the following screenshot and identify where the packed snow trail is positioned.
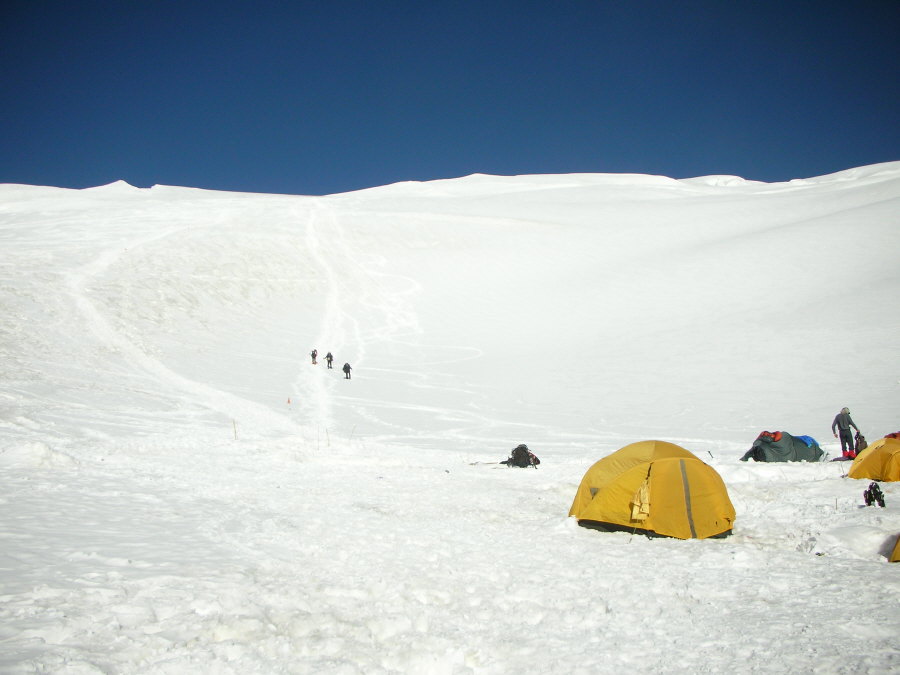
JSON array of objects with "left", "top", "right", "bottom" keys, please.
[
  {"left": 294, "top": 198, "right": 516, "bottom": 451},
  {"left": 292, "top": 199, "right": 366, "bottom": 432}
]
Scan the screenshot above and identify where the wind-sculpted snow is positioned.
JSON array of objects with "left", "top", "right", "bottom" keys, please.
[{"left": 1, "top": 165, "right": 899, "bottom": 672}]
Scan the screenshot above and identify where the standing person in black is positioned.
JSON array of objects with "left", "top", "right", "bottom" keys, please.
[
  {"left": 325, "top": 352, "right": 334, "bottom": 369},
  {"left": 342, "top": 363, "right": 352, "bottom": 379},
  {"left": 310, "top": 349, "right": 317, "bottom": 365},
  {"left": 831, "top": 407, "right": 860, "bottom": 458}
]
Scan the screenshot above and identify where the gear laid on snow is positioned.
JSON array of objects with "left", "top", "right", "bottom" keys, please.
[
  {"left": 502, "top": 444, "right": 540, "bottom": 468},
  {"left": 863, "top": 482, "right": 885, "bottom": 508}
]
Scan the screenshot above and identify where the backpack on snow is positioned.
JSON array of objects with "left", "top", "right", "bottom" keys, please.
[
  {"left": 855, "top": 432, "right": 867, "bottom": 454},
  {"left": 864, "top": 482, "right": 885, "bottom": 508},
  {"left": 504, "top": 444, "right": 540, "bottom": 468}
]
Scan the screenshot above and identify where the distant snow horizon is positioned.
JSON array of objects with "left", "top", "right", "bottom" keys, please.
[{"left": 5, "top": 159, "right": 899, "bottom": 198}]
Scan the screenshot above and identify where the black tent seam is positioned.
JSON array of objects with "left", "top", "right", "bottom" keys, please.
[{"left": 679, "top": 459, "right": 697, "bottom": 539}]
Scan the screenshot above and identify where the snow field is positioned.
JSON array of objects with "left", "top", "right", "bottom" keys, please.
[{"left": 1, "top": 165, "right": 899, "bottom": 673}]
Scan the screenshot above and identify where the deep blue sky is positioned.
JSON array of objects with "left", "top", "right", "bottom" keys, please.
[{"left": 2, "top": 1, "right": 898, "bottom": 195}]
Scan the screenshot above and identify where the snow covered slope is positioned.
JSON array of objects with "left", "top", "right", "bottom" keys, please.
[{"left": 1, "top": 164, "right": 898, "bottom": 673}]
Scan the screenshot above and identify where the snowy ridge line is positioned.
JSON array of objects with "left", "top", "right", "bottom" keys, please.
[
  {"left": 2, "top": 160, "right": 899, "bottom": 202},
  {"left": 323, "top": 160, "right": 900, "bottom": 199}
]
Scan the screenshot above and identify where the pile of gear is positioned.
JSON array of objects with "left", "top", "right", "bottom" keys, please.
[
  {"left": 863, "top": 482, "right": 885, "bottom": 508},
  {"left": 501, "top": 444, "right": 541, "bottom": 468}
]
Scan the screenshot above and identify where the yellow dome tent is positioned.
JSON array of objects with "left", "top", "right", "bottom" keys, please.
[
  {"left": 847, "top": 437, "right": 900, "bottom": 482},
  {"left": 891, "top": 534, "right": 900, "bottom": 563},
  {"left": 569, "top": 440, "right": 736, "bottom": 540}
]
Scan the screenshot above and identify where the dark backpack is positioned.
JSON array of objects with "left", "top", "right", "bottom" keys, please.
[
  {"left": 506, "top": 444, "right": 540, "bottom": 468},
  {"left": 864, "top": 482, "right": 885, "bottom": 508}
]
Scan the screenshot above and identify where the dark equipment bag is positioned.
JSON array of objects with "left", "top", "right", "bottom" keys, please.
[
  {"left": 504, "top": 444, "right": 540, "bottom": 468},
  {"left": 864, "top": 482, "right": 885, "bottom": 508}
]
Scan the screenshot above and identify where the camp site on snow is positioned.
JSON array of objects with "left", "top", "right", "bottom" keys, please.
[{"left": 2, "top": 163, "right": 898, "bottom": 672}]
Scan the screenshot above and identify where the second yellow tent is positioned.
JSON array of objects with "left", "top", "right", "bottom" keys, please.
[{"left": 848, "top": 437, "right": 900, "bottom": 482}]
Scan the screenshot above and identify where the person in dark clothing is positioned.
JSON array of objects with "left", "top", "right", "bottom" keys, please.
[
  {"left": 310, "top": 349, "right": 318, "bottom": 365},
  {"left": 325, "top": 352, "right": 334, "bottom": 369},
  {"left": 832, "top": 407, "right": 860, "bottom": 458},
  {"left": 342, "top": 362, "right": 352, "bottom": 379}
]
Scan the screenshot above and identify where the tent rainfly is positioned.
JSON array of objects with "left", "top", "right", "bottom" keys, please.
[
  {"left": 848, "top": 437, "right": 900, "bottom": 482},
  {"left": 569, "top": 440, "right": 736, "bottom": 540},
  {"left": 740, "top": 431, "right": 823, "bottom": 462}
]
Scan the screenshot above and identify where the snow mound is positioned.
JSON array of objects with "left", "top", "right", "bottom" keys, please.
[
  {"left": 679, "top": 174, "right": 763, "bottom": 187},
  {"left": 0, "top": 441, "right": 78, "bottom": 469},
  {"left": 339, "top": 171, "right": 684, "bottom": 198},
  {"left": 82, "top": 180, "right": 150, "bottom": 194},
  {"left": 814, "top": 525, "right": 898, "bottom": 561}
]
